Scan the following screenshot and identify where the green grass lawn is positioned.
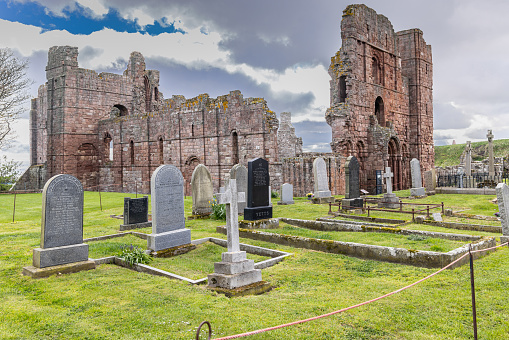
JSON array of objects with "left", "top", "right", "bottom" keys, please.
[{"left": 1, "top": 191, "right": 508, "bottom": 339}]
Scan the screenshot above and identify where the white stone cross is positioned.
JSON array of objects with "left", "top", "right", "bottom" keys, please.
[
  {"left": 217, "top": 179, "right": 245, "bottom": 253},
  {"left": 383, "top": 166, "right": 394, "bottom": 194}
]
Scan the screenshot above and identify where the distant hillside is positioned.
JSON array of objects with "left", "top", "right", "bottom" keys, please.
[{"left": 434, "top": 139, "right": 509, "bottom": 167}]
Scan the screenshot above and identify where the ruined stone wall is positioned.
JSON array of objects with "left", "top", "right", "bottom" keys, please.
[
  {"left": 325, "top": 4, "right": 433, "bottom": 193},
  {"left": 282, "top": 153, "right": 343, "bottom": 197},
  {"left": 30, "top": 85, "right": 48, "bottom": 165},
  {"left": 277, "top": 112, "right": 303, "bottom": 159}
]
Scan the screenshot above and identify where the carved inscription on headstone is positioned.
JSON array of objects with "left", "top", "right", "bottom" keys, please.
[
  {"left": 244, "top": 158, "right": 272, "bottom": 220},
  {"left": 42, "top": 174, "right": 84, "bottom": 248},
  {"left": 152, "top": 165, "right": 185, "bottom": 234}
]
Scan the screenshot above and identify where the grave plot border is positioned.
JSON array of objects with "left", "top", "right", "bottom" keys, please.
[
  {"left": 85, "top": 233, "right": 292, "bottom": 284},
  {"left": 216, "top": 226, "right": 496, "bottom": 269}
]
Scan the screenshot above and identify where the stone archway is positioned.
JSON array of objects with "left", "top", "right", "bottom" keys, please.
[
  {"left": 184, "top": 156, "right": 200, "bottom": 197},
  {"left": 375, "top": 96, "right": 384, "bottom": 127},
  {"left": 388, "top": 137, "right": 402, "bottom": 191},
  {"left": 76, "top": 143, "right": 98, "bottom": 190}
]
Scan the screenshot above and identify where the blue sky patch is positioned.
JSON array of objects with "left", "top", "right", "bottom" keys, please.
[{"left": 0, "top": 1, "right": 185, "bottom": 35}]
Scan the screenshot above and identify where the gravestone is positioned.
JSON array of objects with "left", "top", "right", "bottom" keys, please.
[
  {"left": 120, "top": 196, "right": 151, "bottom": 230},
  {"left": 410, "top": 158, "right": 426, "bottom": 197},
  {"left": 244, "top": 158, "right": 272, "bottom": 220},
  {"left": 230, "top": 164, "right": 248, "bottom": 213},
  {"left": 23, "top": 174, "right": 94, "bottom": 278},
  {"left": 457, "top": 167, "right": 464, "bottom": 188},
  {"left": 487, "top": 130, "right": 495, "bottom": 177},
  {"left": 465, "top": 141, "right": 472, "bottom": 176},
  {"left": 424, "top": 169, "right": 436, "bottom": 194},
  {"left": 208, "top": 179, "right": 263, "bottom": 290},
  {"left": 378, "top": 167, "right": 399, "bottom": 209},
  {"left": 147, "top": 165, "right": 192, "bottom": 253},
  {"left": 432, "top": 213, "right": 443, "bottom": 222},
  {"left": 495, "top": 183, "right": 509, "bottom": 243},
  {"left": 191, "top": 164, "right": 213, "bottom": 216},
  {"left": 312, "top": 157, "right": 333, "bottom": 203},
  {"left": 278, "top": 183, "right": 294, "bottom": 205},
  {"left": 342, "top": 156, "right": 363, "bottom": 208}
]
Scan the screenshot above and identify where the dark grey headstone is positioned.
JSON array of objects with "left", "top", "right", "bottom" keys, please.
[
  {"left": 41, "top": 174, "right": 84, "bottom": 248},
  {"left": 123, "top": 196, "right": 149, "bottom": 225},
  {"left": 244, "top": 158, "right": 272, "bottom": 220},
  {"left": 345, "top": 156, "right": 360, "bottom": 199}
]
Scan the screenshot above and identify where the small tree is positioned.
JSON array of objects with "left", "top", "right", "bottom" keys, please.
[
  {"left": 0, "top": 48, "right": 31, "bottom": 149},
  {"left": 0, "top": 155, "right": 22, "bottom": 191}
]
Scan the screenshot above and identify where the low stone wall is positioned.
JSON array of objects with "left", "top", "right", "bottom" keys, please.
[
  {"left": 330, "top": 212, "right": 406, "bottom": 224},
  {"left": 216, "top": 226, "right": 496, "bottom": 268},
  {"left": 436, "top": 187, "right": 496, "bottom": 195},
  {"left": 417, "top": 220, "right": 502, "bottom": 234},
  {"left": 282, "top": 218, "right": 481, "bottom": 241}
]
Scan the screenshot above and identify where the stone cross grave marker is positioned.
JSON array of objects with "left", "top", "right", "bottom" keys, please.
[
  {"left": 230, "top": 164, "right": 248, "bottom": 213},
  {"left": 495, "top": 183, "right": 509, "bottom": 237},
  {"left": 279, "top": 183, "right": 294, "bottom": 205},
  {"left": 208, "top": 179, "right": 262, "bottom": 290},
  {"left": 33, "top": 174, "right": 89, "bottom": 268},
  {"left": 313, "top": 157, "right": 332, "bottom": 198},
  {"left": 217, "top": 179, "right": 245, "bottom": 252},
  {"left": 147, "top": 165, "right": 191, "bottom": 252},
  {"left": 383, "top": 167, "right": 394, "bottom": 194},
  {"left": 191, "top": 164, "right": 213, "bottom": 216},
  {"left": 410, "top": 158, "right": 425, "bottom": 197},
  {"left": 457, "top": 167, "right": 465, "bottom": 188},
  {"left": 244, "top": 158, "right": 272, "bottom": 220},
  {"left": 487, "top": 130, "right": 495, "bottom": 177},
  {"left": 343, "top": 156, "right": 363, "bottom": 208}
]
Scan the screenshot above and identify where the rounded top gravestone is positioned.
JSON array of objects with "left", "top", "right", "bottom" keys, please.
[
  {"left": 191, "top": 164, "right": 213, "bottom": 215},
  {"left": 41, "top": 174, "right": 84, "bottom": 249},
  {"left": 151, "top": 165, "right": 185, "bottom": 234}
]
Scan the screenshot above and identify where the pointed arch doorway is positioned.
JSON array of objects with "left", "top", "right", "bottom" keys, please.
[{"left": 388, "top": 137, "right": 402, "bottom": 192}]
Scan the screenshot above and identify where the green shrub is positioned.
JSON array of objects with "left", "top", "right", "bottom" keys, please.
[
  {"left": 271, "top": 190, "right": 279, "bottom": 198},
  {"left": 118, "top": 244, "right": 152, "bottom": 267},
  {"left": 209, "top": 197, "right": 226, "bottom": 220}
]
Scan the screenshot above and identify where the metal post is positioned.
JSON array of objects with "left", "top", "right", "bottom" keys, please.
[
  {"left": 426, "top": 206, "right": 430, "bottom": 218},
  {"left": 12, "top": 193, "right": 16, "bottom": 222},
  {"left": 328, "top": 202, "right": 332, "bottom": 215},
  {"left": 367, "top": 206, "right": 370, "bottom": 217},
  {"left": 196, "top": 321, "right": 212, "bottom": 340},
  {"left": 412, "top": 208, "right": 415, "bottom": 222},
  {"left": 441, "top": 202, "right": 444, "bottom": 214},
  {"left": 99, "top": 191, "right": 103, "bottom": 211},
  {"left": 469, "top": 245, "right": 478, "bottom": 340},
  {"left": 400, "top": 200, "right": 402, "bottom": 212}
]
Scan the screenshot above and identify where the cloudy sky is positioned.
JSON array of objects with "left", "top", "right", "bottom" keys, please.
[{"left": 1, "top": 0, "right": 508, "bottom": 171}]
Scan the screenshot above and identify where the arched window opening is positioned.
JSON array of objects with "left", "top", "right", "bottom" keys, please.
[
  {"left": 192, "top": 124, "right": 194, "bottom": 137},
  {"left": 144, "top": 76, "right": 151, "bottom": 112},
  {"left": 232, "top": 131, "right": 239, "bottom": 165},
  {"left": 375, "top": 97, "right": 385, "bottom": 127},
  {"left": 104, "top": 132, "right": 113, "bottom": 161},
  {"left": 154, "top": 87, "right": 159, "bottom": 101},
  {"left": 130, "top": 140, "right": 135, "bottom": 165},
  {"left": 372, "top": 57, "right": 380, "bottom": 84},
  {"left": 114, "top": 104, "right": 128, "bottom": 116},
  {"left": 158, "top": 136, "right": 164, "bottom": 164},
  {"left": 339, "top": 76, "right": 346, "bottom": 103}
]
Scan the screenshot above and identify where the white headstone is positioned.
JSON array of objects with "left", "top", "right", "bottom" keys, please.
[
  {"left": 230, "top": 164, "right": 248, "bottom": 213},
  {"left": 147, "top": 165, "right": 191, "bottom": 251},
  {"left": 383, "top": 167, "right": 394, "bottom": 194},
  {"left": 432, "top": 213, "right": 443, "bottom": 222},
  {"left": 410, "top": 158, "right": 426, "bottom": 197},
  {"left": 313, "top": 157, "right": 332, "bottom": 198},
  {"left": 279, "top": 183, "right": 294, "bottom": 205},
  {"left": 191, "top": 164, "right": 213, "bottom": 216},
  {"left": 217, "top": 179, "right": 245, "bottom": 253}
]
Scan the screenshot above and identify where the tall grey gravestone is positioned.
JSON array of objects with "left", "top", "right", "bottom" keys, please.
[
  {"left": 208, "top": 179, "right": 262, "bottom": 289},
  {"left": 343, "top": 156, "right": 363, "bottom": 208},
  {"left": 230, "top": 164, "right": 248, "bottom": 213},
  {"left": 313, "top": 157, "right": 332, "bottom": 198},
  {"left": 410, "top": 158, "right": 426, "bottom": 197},
  {"left": 465, "top": 141, "right": 472, "bottom": 176},
  {"left": 147, "top": 165, "right": 192, "bottom": 252},
  {"left": 278, "top": 183, "right": 294, "bottom": 205},
  {"left": 495, "top": 183, "right": 509, "bottom": 244},
  {"left": 191, "top": 164, "right": 213, "bottom": 216},
  {"left": 32, "top": 174, "right": 90, "bottom": 268},
  {"left": 244, "top": 158, "right": 272, "bottom": 220}
]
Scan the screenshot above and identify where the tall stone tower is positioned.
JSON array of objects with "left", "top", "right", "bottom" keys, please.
[{"left": 325, "top": 4, "right": 433, "bottom": 193}]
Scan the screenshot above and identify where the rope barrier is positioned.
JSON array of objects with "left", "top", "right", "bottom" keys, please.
[{"left": 208, "top": 242, "right": 509, "bottom": 340}]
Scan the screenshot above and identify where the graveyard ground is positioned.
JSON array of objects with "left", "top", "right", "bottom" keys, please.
[{"left": 0, "top": 192, "right": 508, "bottom": 339}]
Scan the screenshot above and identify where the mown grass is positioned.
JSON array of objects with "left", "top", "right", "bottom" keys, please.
[
  {"left": 435, "top": 138, "right": 509, "bottom": 167},
  {"left": 0, "top": 191, "right": 508, "bottom": 339}
]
